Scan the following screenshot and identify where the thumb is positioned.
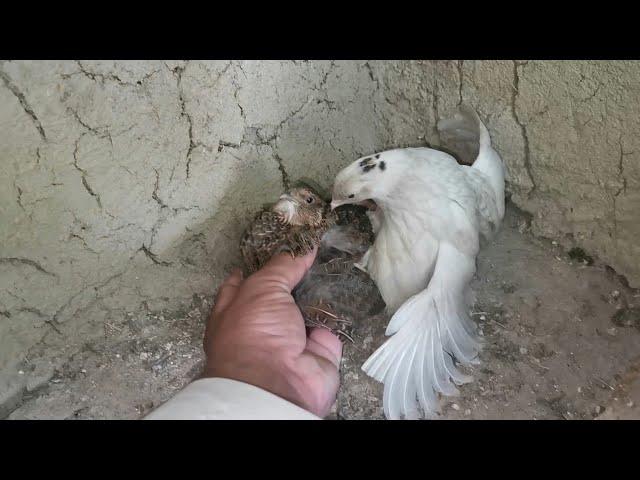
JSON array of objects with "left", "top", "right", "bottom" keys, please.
[{"left": 252, "top": 247, "right": 317, "bottom": 293}]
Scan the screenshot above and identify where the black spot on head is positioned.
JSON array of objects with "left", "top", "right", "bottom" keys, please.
[
  {"left": 375, "top": 154, "right": 380, "bottom": 159},
  {"left": 379, "top": 161, "right": 386, "bottom": 171},
  {"left": 348, "top": 194, "right": 355, "bottom": 199},
  {"left": 359, "top": 158, "right": 369, "bottom": 167},
  {"left": 363, "top": 164, "right": 376, "bottom": 173}
]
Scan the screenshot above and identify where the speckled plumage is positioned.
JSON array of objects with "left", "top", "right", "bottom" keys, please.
[
  {"left": 240, "top": 210, "right": 330, "bottom": 273},
  {"left": 240, "top": 188, "right": 332, "bottom": 273},
  {"left": 294, "top": 203, "right": 384, "bottom": 341},
  {"left": 240, "top": 185, "right": 385, "bottom": 341}
]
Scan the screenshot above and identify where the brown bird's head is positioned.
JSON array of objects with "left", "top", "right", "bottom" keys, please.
[{"left": 272, "top": 186, "right": 327, "bottom": 227}]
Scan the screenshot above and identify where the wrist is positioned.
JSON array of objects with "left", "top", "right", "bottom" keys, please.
[{"left": 201, "top": 357, "right": 306, "bottom": 411}]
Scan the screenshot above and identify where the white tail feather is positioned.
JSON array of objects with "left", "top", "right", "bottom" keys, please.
[
  {"left": 362, "top": 243, "right": 480, "bottom": 419},
  {"left": 438, "top": 105, "right": 505, "bottom": 216}
]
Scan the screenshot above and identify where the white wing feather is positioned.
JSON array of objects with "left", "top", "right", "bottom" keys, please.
[{"left": 359, "top": 106, "right": 505, "bottom": 419}]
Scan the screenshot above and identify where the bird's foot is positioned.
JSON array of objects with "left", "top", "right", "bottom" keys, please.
[
  {"left": 353, "top": 261, "right": 367, "bottom": 274},
  {"left": 302, "top": 302, "right": 355, "bottom": 344},
  {"left": 319, "top": 257, "right": 353, "bottom": 274}
]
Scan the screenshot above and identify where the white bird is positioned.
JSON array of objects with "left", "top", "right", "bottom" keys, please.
[{"left": 330, "top": 106, "right": 505, "bottom": 419}]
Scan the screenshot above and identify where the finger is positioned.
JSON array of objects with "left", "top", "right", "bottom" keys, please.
[
  {"left": 306, "top": 327, "right": 343, "bottom": 369},
  {"left": 213, "top": 268, "right": 244, "bottom": 314},
  {"left": 253, "top": 246, "right": 317, "bottom": 293}
]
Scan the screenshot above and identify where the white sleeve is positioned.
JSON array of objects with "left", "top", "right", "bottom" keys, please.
[{"left": 144, "top": 377, "right": 321, "bottom": 420}]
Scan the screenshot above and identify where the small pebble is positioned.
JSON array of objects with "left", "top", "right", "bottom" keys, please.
[
  {"left": 464, "top": 409, "right": 471, "bottom": 416},
  {"left": 140, "top": 352, "right": 149, "bottom": 360},
  {"left": 627, "top": 401, "right": 635, "bottom": 408},
  {"left": 595, "top": 405, "right": 602, "bottom": 414},
  {"left": 577, "top": 387, "right": 582, "bottom": 393},
  {"left": 451, "top": 403, "right": 460, "bottom": 411},
  {"left": 611, "top": 307, "right": 640, "bottom": 328},
  {"left": 115, "top": 354, "right": 120, "bottom": 358},
  {"left": 552, "top": 241, "right": 558, "bottom": 245},
  {"left": 519, "top": 347, "right": 528, "bottom": 355},
  {"left": 81, "top": 369, "right": 87, "bottom": 373},
  {"left": 611, "top": 290, "right": 620, "bottom": 299},
  {"left": 480, "top": 315, "right": 486, "bottom": 321},
  {"left": 18, "top": 370, "right": 24, "bottom": 375}
]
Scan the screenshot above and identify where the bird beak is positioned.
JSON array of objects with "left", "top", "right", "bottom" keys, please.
[
  {"left": 279, "top": 194, "right": 297, "bottom": 204},
  {"left": 273, "top": 195, "right": 297, "bottom": 224},
  {"left": 330, "top": 200, "right": 345, "bottom": 210}
]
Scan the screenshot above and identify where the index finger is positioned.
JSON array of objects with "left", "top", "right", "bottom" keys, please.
[{"left": 213, "top": 268, "right": 244, "bottom": 315}]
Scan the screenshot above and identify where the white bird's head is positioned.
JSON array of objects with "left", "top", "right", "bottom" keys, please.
[{"left": 331, "top": 153, "right": 394, "bottom": 210}]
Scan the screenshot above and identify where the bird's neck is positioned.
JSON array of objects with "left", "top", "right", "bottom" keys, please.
[
  {"left": 369, "top": 173, "right": 439, "bottom": 252},
  {"left": 373, "top": 174, "right": 433, "bottom": 216}
]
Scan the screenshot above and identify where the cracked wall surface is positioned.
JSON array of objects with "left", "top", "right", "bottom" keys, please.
[{"left": 1, "top": 60, "right": 639, "bottom": 414}]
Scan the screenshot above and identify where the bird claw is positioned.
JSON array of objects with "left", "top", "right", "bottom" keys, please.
[
  {"left": 335, "top": 329, "right": 355, "bottom": 344},
  {"left": 302, "top": 302, "right": 355, "bottom": 343},
  {"left": 353, "top": 262, "right": 367, "bottom": 273}
]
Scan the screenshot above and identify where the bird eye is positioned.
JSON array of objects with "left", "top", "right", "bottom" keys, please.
[
  {"left": 348, "top": 194, "right": 355, "bottom": 199},
  {"left": 306, "top": 196, "right": 314, "bottom": 204}
]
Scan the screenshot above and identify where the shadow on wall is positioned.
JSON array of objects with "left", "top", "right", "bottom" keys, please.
[{"left": 172, "top": 156, "right": 282, "bottom": 278}]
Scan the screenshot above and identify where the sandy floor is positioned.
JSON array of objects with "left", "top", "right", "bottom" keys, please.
[{"left": 8, "top": 204, "right": 640, "bottom": 420}]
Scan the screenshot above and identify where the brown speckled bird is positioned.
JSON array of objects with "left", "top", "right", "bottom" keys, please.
[
  {"left": 240, "top": 186, "right": 331, "bottom": 273},
  {"left": 240, "top": 183, "right": 385, "bottom": 341}
]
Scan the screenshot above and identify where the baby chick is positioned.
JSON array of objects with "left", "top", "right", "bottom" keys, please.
[{"left": 240, "top": 184, "right": 385, "bottom": 342}]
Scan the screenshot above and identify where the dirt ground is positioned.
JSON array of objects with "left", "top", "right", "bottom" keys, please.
[{"left": 7, "top": 203, "right": 640, "bottom": 420}]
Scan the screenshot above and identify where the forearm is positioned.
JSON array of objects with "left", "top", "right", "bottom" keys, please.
[{"left": 144, "top": 377, "right": 321, "bottom": 420}]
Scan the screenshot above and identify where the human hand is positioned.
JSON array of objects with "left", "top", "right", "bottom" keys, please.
[{"left": 202, "top": 247, "right": 343, "bottom": 418}]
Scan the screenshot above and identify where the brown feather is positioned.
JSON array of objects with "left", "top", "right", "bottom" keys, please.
[{"left": 240, "top": 187, "right": 385, "bottom": 342}]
